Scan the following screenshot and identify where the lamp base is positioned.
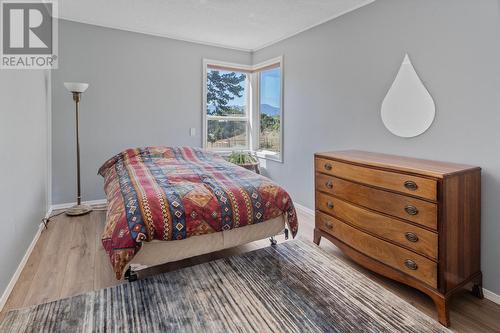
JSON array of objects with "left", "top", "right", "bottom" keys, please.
[{"left": 65, "top": 204, "right": 93, "bottom": 216}]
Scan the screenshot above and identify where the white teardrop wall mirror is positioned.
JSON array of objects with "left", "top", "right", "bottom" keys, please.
[{"left": 381, "top": 54, "right": 435, "bottom": 138}]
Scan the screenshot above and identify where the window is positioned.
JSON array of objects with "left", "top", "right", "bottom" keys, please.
[
  {"left": 206, "top": 67, "right": 250, "bottom": 150},
  {"left": 203, "top": 57, "right": 283, "bottom": 162},
  {"left": 258, "top": 66, "right": 281, "bottom": 156}
]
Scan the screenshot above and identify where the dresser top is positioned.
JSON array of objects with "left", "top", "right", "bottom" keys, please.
[{"left": 315, "top": 150, "right": 480, "bottom": 178}]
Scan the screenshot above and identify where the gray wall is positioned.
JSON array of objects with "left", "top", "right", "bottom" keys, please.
[
  {"left": 0, "top": 70, "right": 49, "bottom": 295},
  {"left": 253, "top": 0, "right": 500, "bottom": 294},
  {"left": 51, "top": 20, "right": 252, "bottom": 204}
]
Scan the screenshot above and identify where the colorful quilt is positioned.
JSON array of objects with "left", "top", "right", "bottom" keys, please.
[{"left": 98, "top": 146, "right": 298, "bottom": 279}]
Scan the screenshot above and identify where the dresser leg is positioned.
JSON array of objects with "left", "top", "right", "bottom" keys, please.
[
  {"left": 433, "top": 296, "right": 450, "bottom": 327},
  {"left": 472, "top": 284, "right": 484, "bottom": 299},
  {"left": 313, "top": 229, "right": 321, "bottom": 245},
  {"left": 471, "top": 273, "right": 484, "bottom": 299}
]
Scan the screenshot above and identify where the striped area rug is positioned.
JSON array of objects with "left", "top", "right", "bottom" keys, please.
[{"left": 0, "top": 240, "right": 449, "bottom": 333}]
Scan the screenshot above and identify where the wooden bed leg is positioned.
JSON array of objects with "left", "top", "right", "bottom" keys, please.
[
  {"left": 124, "top": 266, "right": 138, "bottom": 282},
  {"left": 313, "top": 229, "right": 321, "bottom": 245}
]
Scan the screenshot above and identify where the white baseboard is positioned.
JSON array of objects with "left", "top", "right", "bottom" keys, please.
[
  {"left": 50, "top": 199, "right": 107, "bottom": 211},
  {"left": 0, "top": 208, "right": 52, "bottom": 312},
  {"left": 294, "top": 202, "right": 315, "bottom": 217},
  {"left": 484, "top": 288, "right": 500, "bottom": 305}
]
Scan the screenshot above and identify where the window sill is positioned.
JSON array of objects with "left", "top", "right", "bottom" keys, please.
[
  {"left": 256, "top": 150, "right": 283, "bottom": 163},
  {"left": 210, "top": 149, "right": 282, "bottom": 163},
  {"left": 210, "top": 149, "right": 251, "bottom": 156}
]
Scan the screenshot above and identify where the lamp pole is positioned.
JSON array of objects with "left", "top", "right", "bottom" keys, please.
[
  {"left": 73, "top": 91, "right": 82, "bottom": 206},
  {"left": 64, "top": 82, "right": 92, "bottom": 216}
]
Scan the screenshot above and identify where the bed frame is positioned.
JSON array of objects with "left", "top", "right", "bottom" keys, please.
[{"left": 124, "top": 215, "right": 287, "bottom": 282}]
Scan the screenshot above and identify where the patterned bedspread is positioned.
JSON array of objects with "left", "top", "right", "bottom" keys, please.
[{"left": 98, "top": 146, "right": 298, "bottom": 279}]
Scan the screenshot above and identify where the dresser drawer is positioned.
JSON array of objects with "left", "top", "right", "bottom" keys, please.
[
  {"left": 315, "top": 157, "right": 437, "bottom": 201},
  {"left": 316, "top": 212, "right": 437, "bottom": 288},
  {"left": 316, "top": 192, "right": 438, "bottom": 259},
  {"left": 316, "top": 174, "right": 438, "bottom": 230}
]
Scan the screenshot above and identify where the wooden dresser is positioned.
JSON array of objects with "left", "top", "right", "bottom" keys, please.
[{"left": 313, "top": 150, "right": 482, "bottom": 327}]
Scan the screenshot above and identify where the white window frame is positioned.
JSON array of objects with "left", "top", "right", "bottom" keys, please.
[
  {"left": 202, "top": 56, "right": 284, "bottom": 162},
  {"left": 202, "top": 59, "right": 252, "bottom": 153},
  {"left": 253, "top": 57, "right": 284, "bottom": 162}
]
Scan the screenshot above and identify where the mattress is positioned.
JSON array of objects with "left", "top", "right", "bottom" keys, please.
[{"left": 98, "top": 146, "right": 298, "bottom": 278}]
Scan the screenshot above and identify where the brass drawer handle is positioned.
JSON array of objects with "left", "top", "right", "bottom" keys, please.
[
  {"left": 324, "top": 163, "right": 333, "bottom": 171},
  {"left": 324, "top": 221, "right": 334, "bottom": 230},
  {"left": 326, "top": 201, "right": 334, "bottom": 209},
  {"left": 404, "top": 181, "right": 418, "bottom": 191},
  {"left": 404, "top": 259, "right": 418, "bottom": 270},
  {"left": 405, "top": 232, "right": 419, "bottom": 243},
  {"left": 325, "top": 180, "right": 333, "bottom": 189},
  {"left": 404, "top": 205, "right": 419, "bottom": 216}
]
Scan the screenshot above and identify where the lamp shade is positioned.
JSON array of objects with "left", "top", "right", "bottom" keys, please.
[{"left": 64, "top": 82, "right": 89, "bottom": 93}]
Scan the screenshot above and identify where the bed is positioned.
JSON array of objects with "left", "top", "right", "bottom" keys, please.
[{"left": 98, "top": 146, "right": 298, "bottom": 280}]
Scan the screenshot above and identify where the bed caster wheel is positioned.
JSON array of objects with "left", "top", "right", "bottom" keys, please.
[
  {"left": 270, "top": 237, "right": 278, "bottom": 247},
  {"left": 124, "top": 266, "right": 138, "bottom": 282}
]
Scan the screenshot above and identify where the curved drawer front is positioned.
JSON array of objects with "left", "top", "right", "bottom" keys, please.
[
  {"left": 315, "top": 174, "right": 437, "bottom": 230},
  {"left": 315, "top": 157, "right": 437, "bottom": 201},
  {"left": 316, "top": 212, "right": 437, "bottom": 288},
  {"left": 316, "top": 192, "right": 438, "bottom": 259}
]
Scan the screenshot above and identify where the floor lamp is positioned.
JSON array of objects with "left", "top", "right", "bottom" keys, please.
[{"left": 64, "top": 82, "right": 92, "bottom": 216}]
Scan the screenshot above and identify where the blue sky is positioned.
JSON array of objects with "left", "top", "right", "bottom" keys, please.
[
  {"left": 260, "top": 68, "right": 281, "bottom": 108},
  {"left": 223, "top": 68, "right": 281, "bottom": 110}
]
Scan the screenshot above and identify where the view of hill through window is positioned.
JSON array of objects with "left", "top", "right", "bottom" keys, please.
[
  {"left": 206, "top": 65, "right": 281, "bottom": 155},
  {"left": 206, "top": 68, "right": 248, "bottom": 149},
  {"left": 259, "top": 68, "right": 281, "bottom": 153}
]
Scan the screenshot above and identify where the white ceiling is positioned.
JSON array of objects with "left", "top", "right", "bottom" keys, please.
[{"left": 60, "top": 0, "right": 375, "bottom": 51}]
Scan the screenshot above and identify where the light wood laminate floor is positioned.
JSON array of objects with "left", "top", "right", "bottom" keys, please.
[{"left": 2, "top": 209, "right": 500, "bottom": 332}]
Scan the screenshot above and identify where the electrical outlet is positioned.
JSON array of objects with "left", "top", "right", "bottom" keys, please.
[{"left": 189, "top": 128, "right": 196, "bottom": 136}]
